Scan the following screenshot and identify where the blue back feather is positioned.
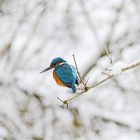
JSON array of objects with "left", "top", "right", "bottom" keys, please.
[
  {"left": 55, "top": 63, "right": 78, "bottom": 93},
  {"left": 51, "top": 57, "right": 66, "bottom": 66}
]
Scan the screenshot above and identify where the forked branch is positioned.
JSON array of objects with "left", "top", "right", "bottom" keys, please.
[{"left": 58, "top": 57, "right": 140, "bottom": 108}]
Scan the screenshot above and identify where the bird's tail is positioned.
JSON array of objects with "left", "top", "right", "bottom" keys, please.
[{"left": 72, "top": 84, "right": 76, "bottom": 94}]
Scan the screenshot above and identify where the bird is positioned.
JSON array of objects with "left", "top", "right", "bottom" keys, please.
[{"left": 40, "top": 57, "right": 79, "bottom": 93}]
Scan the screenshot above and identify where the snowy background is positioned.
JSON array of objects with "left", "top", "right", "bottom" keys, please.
[{"left": 0, "top": 0, "right": 140, "bottom": 139}]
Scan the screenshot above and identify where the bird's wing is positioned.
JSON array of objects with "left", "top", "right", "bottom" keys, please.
[
  {"left": 55, "top": 64, "right": 77, "bottom": 85},
  {"left": 70, "top": 65, "right": 79, "bottom": 85}
]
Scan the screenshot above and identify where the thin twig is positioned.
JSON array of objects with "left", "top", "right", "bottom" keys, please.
[
  {"left": 72, "top": 54, "right": 83, "bottom": 83},
  {"left": 72, "top": 54, "right": 88, "bottom": 90},
  {"left": 104, "top": 45, "right": 112, "bottom": 64},
  {"left": 102, "top": 72, "right": 112, "bottom": 76},
  {"left": 57, "top": 97, "right": 69, "bottom": 108},
  {"left": 105, "top": 68, "right": 112, "bottom": 71}
]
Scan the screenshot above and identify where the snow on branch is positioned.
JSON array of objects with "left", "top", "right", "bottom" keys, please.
[{"left": 58, "top": 56, "right": 140, "bottom": 108}]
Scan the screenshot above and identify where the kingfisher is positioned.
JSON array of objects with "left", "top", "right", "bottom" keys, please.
[{"left": 40, "top": 57, "right": 79, "bottom": 93}]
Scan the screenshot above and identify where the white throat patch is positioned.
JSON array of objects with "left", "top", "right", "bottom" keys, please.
[{"left": 59, "top": 62, "right": 66, "bottom": 66}]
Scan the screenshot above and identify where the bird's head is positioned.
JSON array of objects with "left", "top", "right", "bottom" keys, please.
[{"left": 40, "top": 57, "right": 66, "bottom": 73}]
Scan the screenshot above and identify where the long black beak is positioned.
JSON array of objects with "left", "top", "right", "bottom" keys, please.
[{"left": 40, "top": 66, "right": 52, "bottom": 74}]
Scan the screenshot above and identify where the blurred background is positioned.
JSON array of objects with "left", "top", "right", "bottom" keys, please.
[{"left": 0, "top": 0, "right": 140, "bottom": 139}]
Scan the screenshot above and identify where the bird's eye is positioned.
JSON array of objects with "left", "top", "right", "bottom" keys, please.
[{"left": 53, "top": 63, "right": 60, "bottom": 67}]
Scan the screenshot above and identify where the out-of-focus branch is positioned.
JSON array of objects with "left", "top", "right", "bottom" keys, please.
[
  {"left": 81, "top": 1, "right": 125, "bottom": 80},
  {"left": 10, "top": 1, "right": 47, "bottom": 72},
  {"left": 59, "top": 59, "right": 140, "bottom": 107},
  {"left": 79, "top": 0, "right": 101, "bottom": 47}
]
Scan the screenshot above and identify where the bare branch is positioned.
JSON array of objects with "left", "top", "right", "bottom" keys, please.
[
  {"left": 57, "top": 97, "right": 69, "bottom": 108},
  {"left": 59, "top": 59, "right": 140, "bottom": 107},
  {"left": 72, "top": 54, "right": 87, "bottom": 88},
  {"left": 104, "top": 45, "right": 112, "bottom": 64}
]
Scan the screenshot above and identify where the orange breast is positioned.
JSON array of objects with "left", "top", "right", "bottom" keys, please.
[{"left": 53, "top": 71, "right": 66, "bottom": 87}]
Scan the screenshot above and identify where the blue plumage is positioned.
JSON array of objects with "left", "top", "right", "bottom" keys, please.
[
  {"left": 55, "top": 63, "right": 78, "bottom": 93},
  {"left": 51, "top": 57, "right": 66, "bottom": 66},
  {"left": 40, "top": 57, "right": 79, "bottom": 93}
]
